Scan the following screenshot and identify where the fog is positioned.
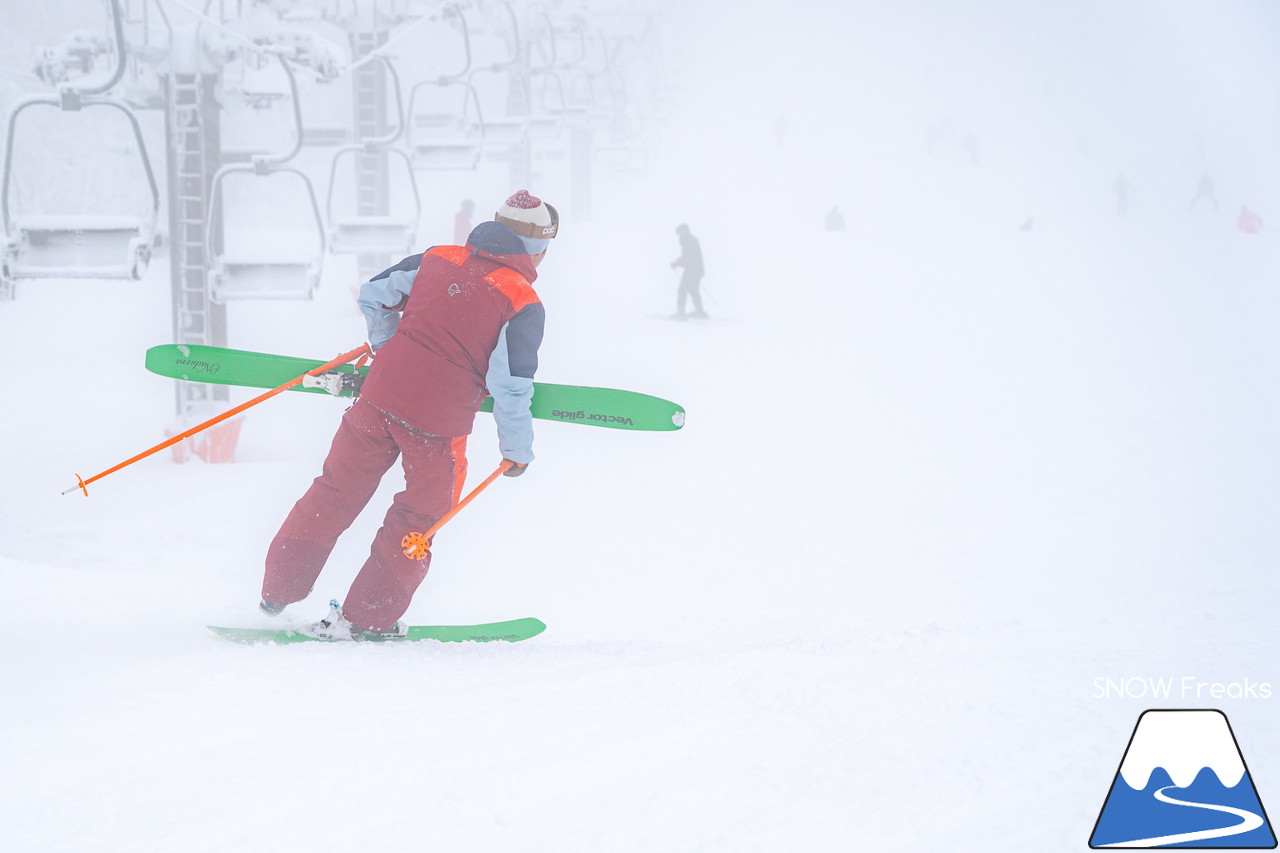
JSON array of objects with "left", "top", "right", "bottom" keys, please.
[{"left": 3, "top": 2, "right": 1279, "bottom": 851}]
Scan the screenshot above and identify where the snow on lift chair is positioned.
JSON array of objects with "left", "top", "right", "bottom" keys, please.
[
  {"left": 206, "top": 163, "right": 326, "bottom": 302},
  {"left": 326, "top": 56, "right": 421, "bottom": 255},
  {"left": 0, "top": 0, "right": 159, "bottom": 298},
  {"left": 406, "top": 79, "right": 488, "bottom": 170},
  {"left": 524, "top": 12, "right": 570, "bottom": 140},
  {"left": 406, "top": 7, "right": 491, "bottom": 171},
  {"left": 205, "top": 54, "right": 326, "bottom": 302}
]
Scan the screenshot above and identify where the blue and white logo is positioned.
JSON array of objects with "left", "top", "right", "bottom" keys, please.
[{"left": 1090, "top": 709, "right": 1276, "bottom": 848}]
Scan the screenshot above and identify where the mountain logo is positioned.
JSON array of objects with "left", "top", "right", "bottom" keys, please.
[{"left": 1090, "top": 709, "right": 1277, "bottom": 848}]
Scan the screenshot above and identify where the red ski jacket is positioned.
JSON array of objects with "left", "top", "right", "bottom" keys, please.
[{"left": 357, "top": 222, "right": 545, "bottom": 457}]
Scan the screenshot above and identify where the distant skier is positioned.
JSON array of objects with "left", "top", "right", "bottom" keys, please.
[
  {"left": 670, "top": 223, "right": 706, "bottom": 320},
  {"left": 1238, "top": 204, "right": 1263, "bottom": 234},
  {"left": 259, "top": 190, "right": 558, "bottom": 639},
  {"left": 454, "top": 198, "right": 475, "bottom": 245},
  {"left": 1190, "top": 173, "right": 1218, "bottom": 211},
  {"left": 1113, "top": 173, "right": 1133, "bottom": 217}
]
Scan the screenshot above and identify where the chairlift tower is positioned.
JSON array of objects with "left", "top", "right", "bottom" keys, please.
[
  {"left": 161, "top": 26, "right": 228, "bottom": 417},
  {"left": 350, "top": 25, "right": 394, "bottom": 281},
  {"left": 159, "top": 14, "right": 335, "bottom": 425},
  {"left": 322, "top": 0, "right": 430, "bottom": 282}
]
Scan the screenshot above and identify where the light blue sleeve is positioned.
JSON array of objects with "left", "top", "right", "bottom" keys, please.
[
  {"left": 485, "top": 322, "right": 535, "bottom": 464},
  {"left": 358, "top": 268, "right": 416, "bottom": 350}
]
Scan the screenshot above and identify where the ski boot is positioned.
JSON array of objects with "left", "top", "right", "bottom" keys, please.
[{"left": 311, "top": 600, "right": 407, "bottom": 641}]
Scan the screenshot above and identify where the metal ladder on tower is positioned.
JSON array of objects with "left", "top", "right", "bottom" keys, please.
[
  {"left": 353, "top": 35, "right": 384, "bottom": 220},
  {"left": 167, "top": 72, "right": 221, "bottom": 416},
  {"left": 348, "top": 29, "right": 401, "bottom": 281}
]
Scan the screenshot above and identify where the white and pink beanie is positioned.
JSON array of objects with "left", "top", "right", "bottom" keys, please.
[{"left": 495, "top": 190, "right": 559, "bottom": 253}]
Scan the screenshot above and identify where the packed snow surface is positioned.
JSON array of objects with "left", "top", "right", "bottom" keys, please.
[{"left": 4, "top": 1, "right": 1280, "bottom": 851}]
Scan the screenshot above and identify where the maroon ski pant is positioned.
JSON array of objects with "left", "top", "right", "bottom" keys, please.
[{"left": 262, "top": 398, "right": 468, "bottom": 631}]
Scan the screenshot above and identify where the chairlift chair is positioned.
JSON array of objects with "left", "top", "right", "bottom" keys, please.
[
  {"left": 326, "top": 147, "right": 421, "bottom": 254},
  {"left": 395, "top": 4, "right": 493, "bottom": 171},
  {"left": 326, "top": 55, "right": 421, "bottom": 254},
  {"left": 205, "top": 163, "right": 327, "bottom": 303},
  {"left": 528, "top": 70, "right": 574, "bottom": 138},
  {"left": 522, "top": 12, "right": 572, "bottom": 140},
  {"left": 564, "top": 67, "right": 615, "bottom": 132},
  {"left": 406, "top": 79, "right": 487, "bottom": 171},
  {"left": 204, "top": 55, "right": 326, "bottom": 302},
  {"left": 526, "top": 109, "right": 562, "bottom": 140},
  {"left": 1, "top": 95, "right": 159, "bottom": 293},
  {"left": 559, "top": 67, "right": 596, "bottom": 124},
  {"left": 218, "top": 56, "right": 300, "bottom": 162},
  {"left": 0, "top": 0, "right": 158, "bottom": 298}
]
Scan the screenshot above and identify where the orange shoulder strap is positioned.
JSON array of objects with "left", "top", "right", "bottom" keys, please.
[
  {"left": 483, "top": 267, "right": 540, "bottom": 312},
  {"left": 426, "top": 245, "right": 470, "bottom": 265}
]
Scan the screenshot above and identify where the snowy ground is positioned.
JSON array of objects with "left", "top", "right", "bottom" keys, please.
[{"left": 4, "top": 2, "right": 1280, "bottom": 851}]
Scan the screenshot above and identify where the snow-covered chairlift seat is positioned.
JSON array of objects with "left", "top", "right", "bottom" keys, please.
[
  {"left": 205, "top": 161, "right": 326, "bottom": 302},
  {"left": 2, "top": 94, "right": 161, "bottom": 288},
  {"left": 406, "top": 79, "right": 488, "bottom": 172},
  {"left": 208, "top": 239, "right": 322, "bottom": 302},
  {"left": 328, "top": 216, "right": 416, "bottom": 255},
  {"left": 4, "top": 214, "right": 153, "bottom": 280},
  {"left": 325, "top": 146, "right": 421, "bottom": 256},
  {"left": 408, "top": 113, "right": 485, "bottom": 171}
]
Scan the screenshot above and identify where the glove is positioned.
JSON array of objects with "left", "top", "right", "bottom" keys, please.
[{"left": 503, "top": 460, "right": 529, "bottom": 478}]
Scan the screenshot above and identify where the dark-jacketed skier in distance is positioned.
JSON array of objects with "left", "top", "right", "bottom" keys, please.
[
  {"left": 670, "top": 223, "right": 706, "bottom": 320},
  {"left": 259, "top": 190, "right": 558, "bottom": 640},
  {"left": 1190, "top": 172, "right": 1218, "bottom": 211}
]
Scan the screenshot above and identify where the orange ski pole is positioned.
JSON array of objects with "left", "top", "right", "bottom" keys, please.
[
  {"left": 63, "top": 343, "right": 373, "bottom": 497},
  {"left": 400, "top": 460, "right": 515, "bottom": 560}
]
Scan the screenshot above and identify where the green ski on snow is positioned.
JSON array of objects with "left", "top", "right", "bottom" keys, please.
[
  {"left": 208, "top": 617, "right": 547, "bottom": 645},
  {"left": 145, "top": 344, "right": 685, "bottom": 432}
]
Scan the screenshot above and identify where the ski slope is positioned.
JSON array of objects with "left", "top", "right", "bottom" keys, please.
[{"left": 4, "top": 1, "right": 1280, "bottom": 851}]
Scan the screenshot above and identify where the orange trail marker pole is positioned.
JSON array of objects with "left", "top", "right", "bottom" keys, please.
[
  {"left": 63, "top": 343, "right": 373, "bottom": 496},
  {"left": 401, "top": 460, "right": 515, "bottom": 559}
]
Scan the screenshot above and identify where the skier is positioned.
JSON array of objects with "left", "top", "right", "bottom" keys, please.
[
  {"left": 670, "top": 223, "right": 706, "bottom": 320},
  {"left": 258, "top": 189, "right": 558, "bottom": 639},
  {"left": 1238, "top": 204, "right": 1263, "bottom": 234},
  {"left": 1113, "top": 173, "right": 1133, "bottom": 217},
  {"left": 1190, "top": 172, "right": 1218, "bottom": 211}
]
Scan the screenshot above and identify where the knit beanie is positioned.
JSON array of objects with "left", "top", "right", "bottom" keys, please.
[{"left": 495, "top": 189, "right": 559, "bottom": 254}]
